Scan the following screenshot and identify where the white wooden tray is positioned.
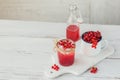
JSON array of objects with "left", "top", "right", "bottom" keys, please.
[{"left": 45, "top": 40, "right": 114, "bottom": 78}]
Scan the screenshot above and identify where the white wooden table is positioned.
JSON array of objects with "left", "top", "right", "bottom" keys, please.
[{"left": 0, "top": 20, "right": 119, "bottom": 80}]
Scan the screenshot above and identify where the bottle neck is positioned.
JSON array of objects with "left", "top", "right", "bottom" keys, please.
[
  {"left": 67, "top": 4, "right": 79, "bottom": 26},
  {"left": 67, "top": 4, "right": 83, "bottom": 26}
]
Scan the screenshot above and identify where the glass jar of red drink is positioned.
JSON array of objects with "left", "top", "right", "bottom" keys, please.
[
  {"left": 55, "top": 39, "right": 76, "bottom": 66},
  {"left": 66, "top": 25, "right": 80, "bottom": 42}
]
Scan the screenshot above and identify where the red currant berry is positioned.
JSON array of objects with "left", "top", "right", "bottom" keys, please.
[
  {"left": 90, "top": 67, "right": 98, "bottom": 74},
  {"left": 51, "top": 64, "right": 60, "bottom": 71}
]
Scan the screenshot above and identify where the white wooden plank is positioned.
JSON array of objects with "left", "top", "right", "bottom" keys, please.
[
  {"left": 0, "top": 0, "right": 89, "bottom": 23},
  {"left": 91, "top": 0, "right": 120, "bottom": 25},
  {"left": 0, "top": 20, "right": 120, "bottom": 59},
  {"left": 0, "top": 59, "right": 119, "bottom": 79},
  {"left": 0, "top": 0, "right": 120, "bottom": 24},
  {"left": 44, "top": 59, "right": 120, "bottom": 80},
  {"left": 0, "top": 20, "right": 120, "bottom": 58},
  {"left": 0, "top": 20, "right": 120, "bottom": 39},
  {"left": 0, "top": 37, "right": 119, "bottom": 79},
  {"left": 0, "top": 36, "right": 119, "bottom": 59},
  {"left": 0, "top": 36, "right": 118, "bottom": 79},
  {"left": 0, "top": 20, "right": 66, "bottom": 38}
]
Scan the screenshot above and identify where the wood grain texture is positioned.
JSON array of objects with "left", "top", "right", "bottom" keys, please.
[
  {"left": 0, "top": 0, "right": 120, "bottom": 24},
  {"left": 0, "top": 20, "right": 119, "bottom": 80},
  {"left": 91, "top": 0, "right": 120, "bottom": 25},
  {"left": 0, "top": 0, "right": 89, "bottom": 23}
]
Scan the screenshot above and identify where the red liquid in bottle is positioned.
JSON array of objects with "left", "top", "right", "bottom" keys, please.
[{"left": 66, "top": 25, "right": 80, "bottom": 42}]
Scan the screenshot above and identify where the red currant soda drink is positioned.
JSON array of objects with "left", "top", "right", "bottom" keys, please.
[
  {"left": 56, "top": 39, "right": 75, "bottom": 66},
  {"left": 66, "top": 25, "right": 80, "bottom": 42}
]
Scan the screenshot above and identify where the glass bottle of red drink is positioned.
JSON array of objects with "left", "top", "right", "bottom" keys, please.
[{"left": 66, "top": 4, "right": 83, "bottom": 42}]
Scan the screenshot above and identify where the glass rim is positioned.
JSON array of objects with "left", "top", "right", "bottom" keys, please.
[{"left": 56, "top": 39, "right": 75, "bottom": 53}]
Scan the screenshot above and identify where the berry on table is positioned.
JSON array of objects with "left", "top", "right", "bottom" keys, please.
[
  {"left": 51, "top": 64, "right": 60, "bottom": 71},
  {"left": 90, "top": 66, "right": 98, "bottom": 74}
]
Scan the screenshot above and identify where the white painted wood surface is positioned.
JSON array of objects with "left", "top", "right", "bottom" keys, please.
[
  {"left": 0, "top": 0, "right": 120, "bottom": 25},
  {"left": 91, "top": 0, "right": 120, "bottom": 25},
  {"left": 0, "top": 20, "right": 119, "bottom": 80}
]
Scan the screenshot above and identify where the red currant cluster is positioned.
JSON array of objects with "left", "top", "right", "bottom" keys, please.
[
  {"left": 51, "top": 64, "right": 59, "bottom": 71},
  {"left": 90, "top": 66, "right": 98, "bottom": 74},
  {"left": 57, "top": 39, "right": 75, "bottom": 49},
  {"left": 82, "top": 31, "right": 101, "bottom": 48}
]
